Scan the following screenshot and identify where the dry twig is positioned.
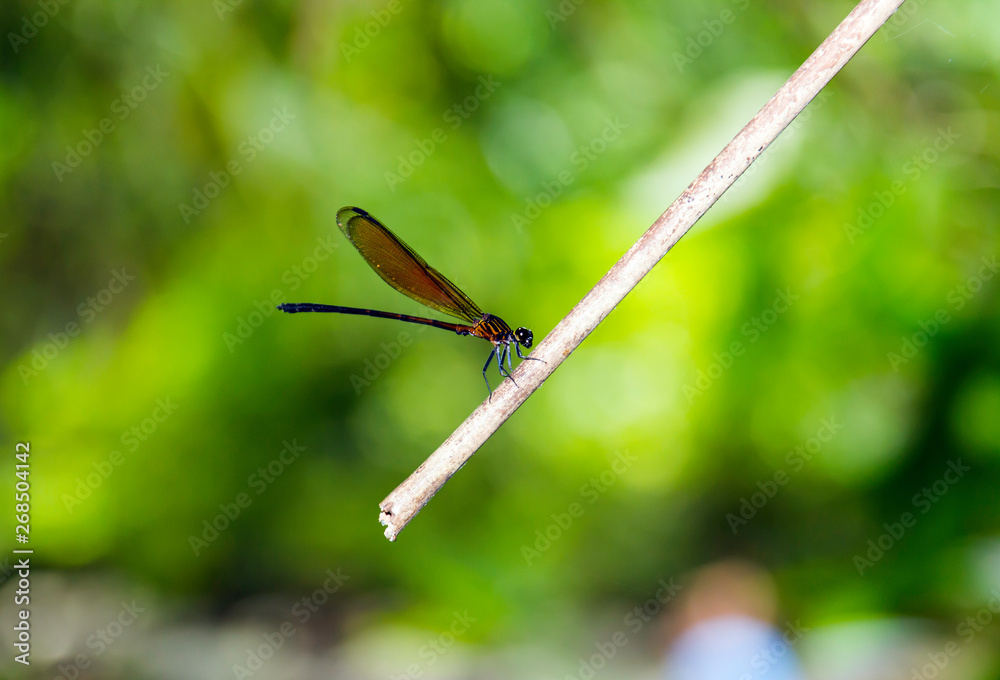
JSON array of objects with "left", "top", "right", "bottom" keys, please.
[{"left": 379, "top": 0, "right": 908, "bottom": 541}]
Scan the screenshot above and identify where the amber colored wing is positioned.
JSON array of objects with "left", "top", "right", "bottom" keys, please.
[{"left": 336, "top": 207, "right": 484, "bottom": 324}]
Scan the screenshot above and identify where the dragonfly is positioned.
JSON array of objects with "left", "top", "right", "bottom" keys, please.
[{"left": 277, "top": 207, "right": 541, "bottom": 398}]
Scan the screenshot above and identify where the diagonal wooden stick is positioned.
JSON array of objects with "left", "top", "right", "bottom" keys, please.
[{"left": 379, "top": 0, "right": 908, "bottom": 541}]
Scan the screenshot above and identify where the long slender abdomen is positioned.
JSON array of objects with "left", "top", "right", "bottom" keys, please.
[{"left": 277, "top": 303, "right": 472, "bottom": 336}]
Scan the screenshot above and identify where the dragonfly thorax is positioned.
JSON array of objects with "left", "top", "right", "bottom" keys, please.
[{"left": 470, "top": 314, "right": 533, "bottom": 349}]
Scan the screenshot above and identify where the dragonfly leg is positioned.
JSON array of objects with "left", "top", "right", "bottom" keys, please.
[
  {"left": 482, "top": 347, "right": 496, "bottom": 400},
  {"left": 494, "top": 345, "right": 507, "bottom": 378},
  {"left": 492, "top": 343, "right": 516, "bottom": 385},
  {"left": 516, "top": 343, "right": 545, "bottom": 363},
  {"left": 499, "top": 343, "right": 518, "bottom": 386},
  {"left": 496, "top": 345, "right": 517, "bottom": 385}
]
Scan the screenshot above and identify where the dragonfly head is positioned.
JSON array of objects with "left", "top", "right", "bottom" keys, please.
[{"left": 514, "top": 327, "right": 533, "bottom": 349}]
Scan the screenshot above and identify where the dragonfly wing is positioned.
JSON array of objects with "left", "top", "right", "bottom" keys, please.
[{"left": 336, "top": 207, "right": 484, "bottom": 324}]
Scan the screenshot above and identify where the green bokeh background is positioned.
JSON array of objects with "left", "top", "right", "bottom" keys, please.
[{"left": 1, "top": 0, "right": 999, "bottom": 677}]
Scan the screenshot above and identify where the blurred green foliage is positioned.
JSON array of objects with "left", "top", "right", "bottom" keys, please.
[{"left": 1, "top": 0, "right": 999, "bottom": 675}]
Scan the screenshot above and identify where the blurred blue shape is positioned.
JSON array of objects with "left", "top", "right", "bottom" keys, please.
[{"left": 665, "top": 614, "right": 805, "bottom": 680}]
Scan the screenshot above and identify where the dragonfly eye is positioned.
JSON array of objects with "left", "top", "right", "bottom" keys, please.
[{"left": 515, "top": 327, "right": 533, "bottom": 348}]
